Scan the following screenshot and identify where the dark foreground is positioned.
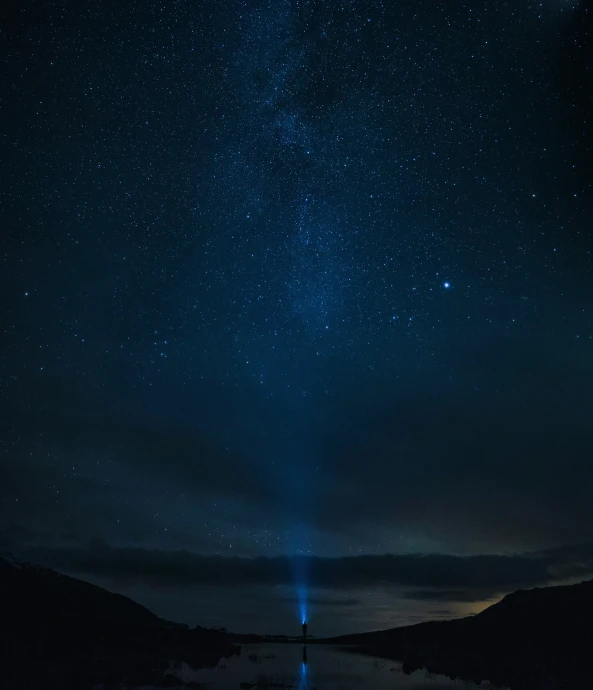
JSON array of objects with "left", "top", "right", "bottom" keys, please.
[
  {"left": 0, "top": 555, "right": 239, "bottom": 689},
  {"left": 323, "top": 579, "right": 593, "bottom": 689},
  {"left": 2, "top": 552, "right": 593, "bottom": 690}
]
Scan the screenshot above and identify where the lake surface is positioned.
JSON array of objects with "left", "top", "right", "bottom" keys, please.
[{"left": 168, "top": 643, "right": 488, "bottom": 690}]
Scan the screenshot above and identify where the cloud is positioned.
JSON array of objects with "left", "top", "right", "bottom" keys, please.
[
  {"left": 280, "top": 595, "right": 361, "bottom": 607},
  {"left": 4, "top": 333, "right": 593, "bottom": 557},
  {"left": 403, "top": 589, "right": 496, "bottom": 603},
  {"left": 10, "top": 540, "right": 593, "bottom": 601}
]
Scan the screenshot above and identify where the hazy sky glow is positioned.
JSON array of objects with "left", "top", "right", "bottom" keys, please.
[{"left": 1, "top": 0, "right": 592, "bottom": 636}]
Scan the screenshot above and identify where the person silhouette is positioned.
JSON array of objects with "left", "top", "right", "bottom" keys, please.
[{"left": 302, "top": 620, "right": 308, "bottom": 641}]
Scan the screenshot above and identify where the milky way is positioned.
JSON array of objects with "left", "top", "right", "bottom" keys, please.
[{"left": 1, "top": 0, "right": 592, "bottom": 634}]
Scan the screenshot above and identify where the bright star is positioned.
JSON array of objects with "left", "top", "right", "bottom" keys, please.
[{"left": 443, "top": 282, "right": 451, "bottom": 289}]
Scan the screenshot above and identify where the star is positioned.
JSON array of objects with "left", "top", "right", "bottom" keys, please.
[{"left": 1, "top": 0, "right": 591, "bottom": 639}]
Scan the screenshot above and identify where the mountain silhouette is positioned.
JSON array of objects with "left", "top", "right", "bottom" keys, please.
[
  {"left": 323, "top": 579, "right": 593, "bottom": 688},
  {"left": 0, "top": 554, "right": 238, "bottom": 689}
]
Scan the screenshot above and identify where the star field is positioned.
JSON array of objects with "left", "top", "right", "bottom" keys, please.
[{"left": 1, "top": 0, "right": 592, "bottom": 634}]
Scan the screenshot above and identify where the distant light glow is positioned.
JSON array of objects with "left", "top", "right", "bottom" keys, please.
[
  {"left": 443, "top": 282, "right": 451, "bottom": 289},
  {"left": 293, "top": 554, "right": 309, "bottom": 627},
  {"left": 297, "top": 585, "right": 308, "bottom": 625}
]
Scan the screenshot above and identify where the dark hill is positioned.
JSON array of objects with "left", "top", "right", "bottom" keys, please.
[
  {"left": 0, "top": 553, "right": 178, "bottom": 629},
  {"left": 0, "top": 555, "right": 239, "bottom": 689},
  {"left": 324, "top": 579, "right": 593, "bottom": 688}
]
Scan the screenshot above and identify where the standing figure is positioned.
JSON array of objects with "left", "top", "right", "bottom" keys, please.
[{"left": 302, "top": 620, "right": 308, "bottom": 641}]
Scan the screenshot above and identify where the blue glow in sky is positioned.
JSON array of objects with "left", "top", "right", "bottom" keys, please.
[
  {"left": 297, "top": 583, "right": 308, "bottom": 625},
  {"left": 2, "top": 0, "right": 592, "bottom": 639}
]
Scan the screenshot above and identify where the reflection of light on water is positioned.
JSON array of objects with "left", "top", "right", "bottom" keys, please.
[
  {"left": 179, "top": 643, "right": 486, "bottom": 690},
  {"left": 298, "top": 645, "right": 308, "bottom": 689},
  {"left": 298, "top": 660, "right": 307, "bottom": 689}
]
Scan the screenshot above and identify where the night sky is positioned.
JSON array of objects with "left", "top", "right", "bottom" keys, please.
[{"left": 1, "top": 0, "right": 592, "bottom": 636}]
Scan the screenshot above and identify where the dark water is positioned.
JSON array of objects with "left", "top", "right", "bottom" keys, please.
[{"left": 166, "top": 643, "right": 488, "bottom": 689}]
